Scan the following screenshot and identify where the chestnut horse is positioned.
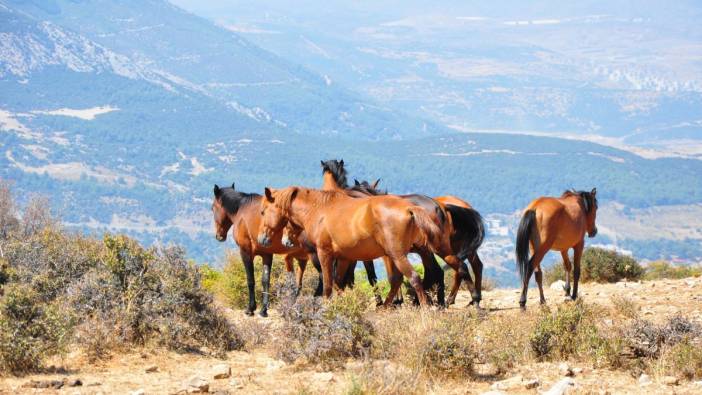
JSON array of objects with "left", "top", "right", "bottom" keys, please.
[
  {"left": 343, "top": 177, "right": 486, "bottom": 308},
  {"left": 211, "top": 183, "right": 310, "bottom": 317},
  {"left": 258, "top": 186, "right": 442, "bottom": 306},
  {"left": 515, "top": 189, "right": 599, "bottom": 309}
]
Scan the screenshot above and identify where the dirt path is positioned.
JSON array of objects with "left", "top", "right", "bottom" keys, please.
[{"left": 2, "top": 277, "right": 701, "bottom": 394}]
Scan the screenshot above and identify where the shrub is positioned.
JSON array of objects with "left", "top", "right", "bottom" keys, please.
[
  {"left": 657, "top": 340, "right": 702, "bottom": 379},
  {"left": 0, "top": 284, "right": 72, "bottom": 373},
  {"left": 274, "top": 278, "right": 368, "bottom": 368},
  {"left": 475, "top": 313, "right": 535, "bottom": 373},
  {"left": 644, "top": 261, "right": 702, "bottom": 280},
  {"left": 610, "top": 295, "right": 639, "bottom": 319},
  {"left": 215, "top": 251, "right": 286, "bottom": 309},
  {"left": 544, "top": 247, "right": 644, "bottom": 285}
]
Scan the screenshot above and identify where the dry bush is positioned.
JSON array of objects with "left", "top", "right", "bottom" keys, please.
[
  {"left": 544, "top": 248, "right": 644, "bottom": 285},
  {"left": 655, "top": 340, "right": 702, "bottom": 379},
  {"left": 644, "top": 260, "right": 702, "bottom": 280},
  {"left": 237, "top": 318, "right": 272, "bottom": 351},
  {"left": 373, "top": 308, "right": 476, "bottom": 378},
  {"left": 274, "top": 279, "right": 372, "bottom": 368},
  {"left": 610, "top": 295, "right": 640, "bottom": 319},
  {"left": 346, "top": 362, "right": 429, "bottom": 395},
  {"left": 474, "top": 312, "right": 536, "bottom": 373},
  {"left": 0, "top": 284, "right": 72, "bottom": 373}
]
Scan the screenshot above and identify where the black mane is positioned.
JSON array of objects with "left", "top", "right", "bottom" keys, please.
[
  {"left": 321, "top": 159, "right": 348, "bottom": 188},
  {"left": 220, "top": 187, "right": 260, "bottom": 215},
  {"left": 350, "top": 180, "right": 387, "bottom": 196},
  {"left": 562, "top": 189, "right": 598, "bottom": 213}
]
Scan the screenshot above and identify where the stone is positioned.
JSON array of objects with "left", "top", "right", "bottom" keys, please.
[
  {"left": 524, "top": 378, "right": 540, "bottom": 389},
  {"left": 550, "top": 280, "right": 566, "bottom": 291},
  {"left": 265, "top": 360, "right": 285, "bottom": 372},
  {"left": 474, "top": 362, "right": 500, "bottom": 376},
  {"left": 491, "top": 375, "right": 523, "bottom": 391},
  {"left": 22, "top": 380, "right": 64, "bottom": 389},
  {"left": 229, "top": 379, "right": 243, "bottom": 389},
  {"left": 212, "top": 364, "right": 231, "bottom": 379},
  {"left": 572, "top": 367, "right": 584, "bottom": 375},
  {"left": 145, "top": 365, "right": 158, "bottom": 373},
  {"left": 558, "top": 362, "right": 574, "bottom": 377},
  {"left": 312, "top": 372, "right": 334, "bottom": 382},
  {"left": 182, "top": 375, "right": 210, "bottom": 393},
  {"left": 64, "top": 378, "right": 83, "bottom": 387},
  {"left": 661, "top": 376, "right": 679, "bottom": 386},
  {"left": 543, "top": 378, "right": 575, "bottom": 395},
  {"left": 638, "top": 374, "right": 652, "bottom": 386},
  {"left": 480, "top": 392, "right": 506, "bottom": 395},
  {"left": 130, "top": 390, "right": 145, "bottom": 395}
]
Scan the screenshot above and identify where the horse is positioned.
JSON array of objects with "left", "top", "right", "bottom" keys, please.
[
  {"left": 258, "top": 186, "right": 442, "bottom": 306},
  {"left": 337, "top": 173, "right": 486, "bottom": 308},
  {"left": 515, "top": 189, "right": 598, "bottom": 309},
  {"left": 211, "top": 183, "right": 310, "bottom": 317}
]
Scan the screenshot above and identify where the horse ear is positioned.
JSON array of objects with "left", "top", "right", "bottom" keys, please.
[
  {"left": 320, "top": 160, "right": 325, "bottom": 167},
  {"left": 291, "top": 187, "right": 299, "bottom": 201},
  {"left": 340, "top": 159, "right": 344, "bottom": 166},
  {"left": 214, "top": 184, "right": 221, "bottom": 197},
  {"left": 372, "top": 178, "right": 381, "bottom": 189},
  {"left": 591, "top": 188, "right": 597, "bottom": 196},
  {"left": 264, "top": 187, "right": 274, "bottom": 202},
  {"left": 354, "top": 179, "right": 360, "bottom": 186},
  {"left": 231, "top": 182, "right": 235, "bottom": 190}
]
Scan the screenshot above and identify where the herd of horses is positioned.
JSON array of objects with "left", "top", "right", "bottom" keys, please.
[{"left": 211, "top": 159, "right": 599, "bottom": 317}]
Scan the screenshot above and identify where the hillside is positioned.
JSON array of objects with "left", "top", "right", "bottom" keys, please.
[{"left": 2, "top": 277, "right": 701, "bottom": 394}]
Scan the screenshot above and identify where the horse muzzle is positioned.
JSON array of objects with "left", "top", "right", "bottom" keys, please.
[
  {"left": 281, "top": 235, "right": 295, "bottom": 248},
  {"left": 257, "top": 233, "right": 272, "bottom": 247},
  {"left": 215, "top": 234, "right": 226, "bottom": 242},
  {"left": 588, "top": 227, "right": 598, "bottom": 238}
]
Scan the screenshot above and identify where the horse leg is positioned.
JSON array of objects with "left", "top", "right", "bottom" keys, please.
[
  {"left": 240, "top": 250, "right": 257, "bottom": 316},
  {"left": 382, "top": 257, "right": 403, "bottom": 307},
  {"left": 419, "top": 249, "right": 443, "bottom": 306},
  {"left": 444, "top": 255, "right": 472, "bottom": 305},
  {"left": 532, "top": 243, "right": 552, "bottom": 305},
  {"left": 311, "top": 253, "right": 323, "bottom": 297},
  {"left": 393, "top": 255, "right": 429, "bottom": 306},
  {"left": 343, "top": 261, "right": 358, "bottom": 289},
  {"left": 572, "top": 241, "right": 584, "bottom": 301},
  {"left": 335, "top": 259, "right": 353, "bottom": 291},
  {"left": 468, "top": 253, "right": 484, "bottom": 308},
  {"left": 259, "top": 254, "right": 273, "bottom": 317},
  {"left": 362, "top": 260, "right": 382, "bottom": 306},
  {"left": 561, "top": 250, "right": 572, "bottom": 298},
  {"left": 317, "top": 250, "right": 335, "bottom": 298},
  {"left": 283, "top": 254, "right": 296, "bottom": 293},
  {"left": 295, "top": 258, "right": 308, "bottom": 296}
]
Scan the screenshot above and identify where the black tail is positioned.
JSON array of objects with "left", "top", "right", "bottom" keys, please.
[
  {"left": 445, "top": 205, "right": 485, "bottom": 261},
  {"left": 515, "top": 209, "right": 536, "bottom": 282}
]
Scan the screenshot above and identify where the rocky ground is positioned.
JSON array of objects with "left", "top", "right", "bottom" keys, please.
[{"left": 2, "top": 277, "right": 701, "bottom": 395}]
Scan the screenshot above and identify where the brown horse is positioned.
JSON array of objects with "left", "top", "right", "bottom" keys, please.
[
  {"left": 258, "top": 186, "right": 442, "bottom": 306},
  {"left": 515, "top": 189, "right": 598, "bottom": 309},
  {"left": 344, "top": 176, "right": 486, "bottom": 308},
  {"left": 211, "top": 183, "right": 310, "bottom": 317}
]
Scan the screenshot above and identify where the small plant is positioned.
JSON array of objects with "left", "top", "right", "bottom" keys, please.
[
  {"left": 657, "top": 340, "right": 702, "bottom": 379},
  {"left": 611, "top": 295, "right": 639, "bottom": 319},
  {"left": 644, "top": 260, "right": 702, "bottom": 280},
  {"left": 0, "top": 284, "right": 72, "bottom": 373}
]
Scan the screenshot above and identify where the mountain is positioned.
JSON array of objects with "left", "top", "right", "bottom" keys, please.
[
  {"left": 171, "top": 0, "right": 702, "bottom": 156},
  {"left": 1, "top": 0, "right": 701, "bottom": 277}
]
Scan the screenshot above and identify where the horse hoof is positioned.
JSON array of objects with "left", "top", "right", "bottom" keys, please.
[
  {"left": 258, "top": 310, "right": 268, "bottom": 318},
  {"left": 245, "top": 310, "right": 255, "bottom": 316}
]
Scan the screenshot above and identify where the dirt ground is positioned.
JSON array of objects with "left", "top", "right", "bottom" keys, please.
[{"left": 2, "top": 276, "right": 701, "bottom": 394}]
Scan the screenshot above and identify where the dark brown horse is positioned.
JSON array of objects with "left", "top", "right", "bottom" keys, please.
[
  {"left": 515, "top": 189, "right": 598, "bottom": 309},
  {"left": 258, "top": 186, "right": 442, "bottom": 306},
  {"left": 211, "top": 183, "right": 310, "bottom": 316}
]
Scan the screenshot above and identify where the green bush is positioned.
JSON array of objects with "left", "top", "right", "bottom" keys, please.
[
  {"left": 0, "top": 284, "right": 72, "bottom": 373},
  {"left": 644, "top": 261, "right": 702, "bottom": 280},
  {"left": 215, "top": 251, "right": 286, "bottom": 309},
  {"left": 544, "top": 247, "right": 644, "bottom": 285}
]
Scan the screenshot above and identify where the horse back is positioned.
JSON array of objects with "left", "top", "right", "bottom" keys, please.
[{"left": 526, "top": 196, "right": 587, "bottom": 250}]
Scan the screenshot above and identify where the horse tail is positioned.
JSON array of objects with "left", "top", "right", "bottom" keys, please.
[
  {"left": 445, "top": 204, "right": 485, "bottom": 261},
  {"left": 516, "top": 209, "right": 536, "bottom": 282},
  {"left": 408, "top": 207, "right": 442, "bottom": 251}
]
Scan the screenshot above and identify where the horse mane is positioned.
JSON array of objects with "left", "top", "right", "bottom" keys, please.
[
  {"left": 349, "top": 180, "right": 387, "bottom": 196},
  {"left": 220, "top": 187, "right": 260, "bottom": 215},
  {"left": 321, "top": 159, "right": 348, "bottom": 189},
  {"left": 561, "top": 189, "right": 597, "bottom": 213}
]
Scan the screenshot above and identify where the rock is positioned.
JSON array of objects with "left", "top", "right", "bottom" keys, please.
[
  {"left": 603, "top": 319, "right": 613, "bottom": 326},
  {"left": 131, "top": 390, "right": 145, "bottom": 395},
  {"left": 145, "top": 365, "right": 158, "bottom": 373},
  {"left": 87, "top": 382, "right": 102, "bottom": 387},
  {"left": 543, "top": 378, "right": 575, "bottom": 395},
  {"left": 265, "top": 360, "right": 285, "bottom": 372},
  {"left": 229, "top": 379, "right": 243, "bottom": 389},
  {"left": 312, "top": 372, "right": 334, "bottom": 382},
  {"left": 638, "top": 374, "right": 652, "bottom": 386},
  {"left": 661, "top": 376, "right": 679, "bottom": 386},
  {"left": 571, "top": 367, "right": 584, "bottom": 375},
  {"left": 558, "top": 362, "right": 574, "bottom": 377},
  {"left": 491, "top": 375, "right": 523, "bottom": 391},
  {"left": 480, "top": 392, "right": 506, "bottom": 395},
  {"left": 212, "top": 364, "right": 231, "bottom": 379},
  {"left": 22, "top": 380, "right": 64, "bottom": 389},
  {"left": 64, "top": 378, "right": 83, "bottom": 387},
  {"left": 182, "top": 375, "right": 209, "bottom": 393},
  {"left": 550, "top": 280, "right": 566, "bottom": 291},
  {"left": 474, "top": 362, "right": 500, "bottom": 376},
  {"left": 693, "top": 380, "right": 702, "bottom": 386},
  {"left": 524, "top": 378, "right": 540, "bottom": 389}
]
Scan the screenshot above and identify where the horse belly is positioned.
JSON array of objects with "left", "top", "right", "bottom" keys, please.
[{"left": 333, "top": 236, "right": 384, "bottom": 261}]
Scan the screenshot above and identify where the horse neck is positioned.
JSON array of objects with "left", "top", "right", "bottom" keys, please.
[
  {"left": 322, "top": 171, "right": 342, "bottom": 191},
  {"left": 227, "top": 195, "right": 259, "bottom": 223},
  {"left": 288, "top": 188, "right": 342, "bottom": 229}
]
